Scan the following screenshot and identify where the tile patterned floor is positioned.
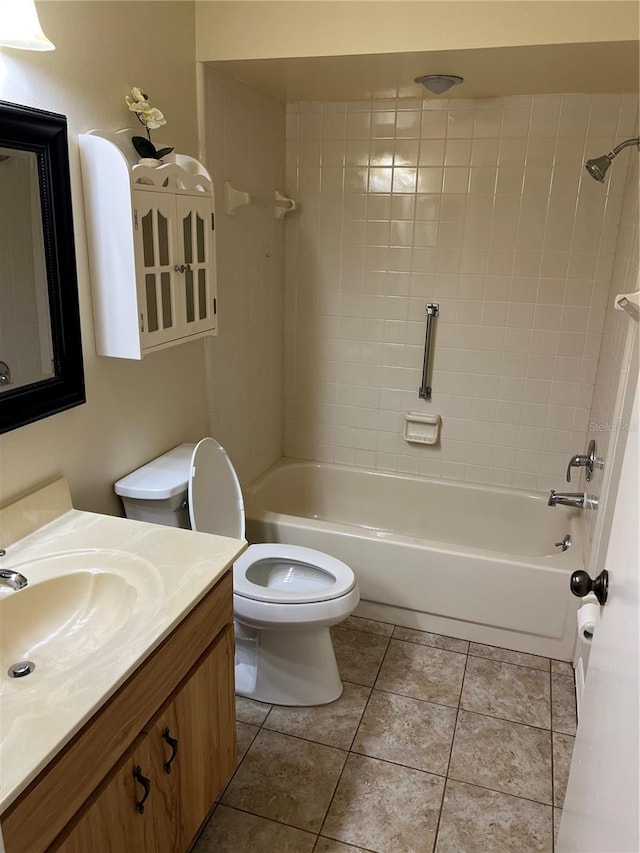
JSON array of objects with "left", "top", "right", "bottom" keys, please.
[{"left": 193, "top": 616, "right": 577, "bottom": 853}]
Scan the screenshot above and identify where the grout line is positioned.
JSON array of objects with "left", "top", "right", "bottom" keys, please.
[
  {"left": 315, "top": 738, "right": 353, "bottom": 838},
  {"left": 391, "top": 625, "right": 559, "bottom": 675},
  {"left": 220, "top": 697, "right": 275, "bottom": 798},
  {"left": 347, "top": 747, "right": 450, "bottom": 781},
  {"left": 317, "top": 630, "right": 393, "bottom": 838},
  {"left": 444, "top": 775, "right": 555, "bottom": 810},
  {"left": 246, "top": 724, "right": 353, "bottom": 755},
  {"left": 550, "top": 665, "right": 556, "bottom": 818},
  {"left": 372, "top": 684, "right": 463, "bottom": 713},
  {"left": 316, "top": 832, "right": 379, "bottom": 853},
  {"left": 386, "top": 635, "right": 468, "bottom": 660},
  {"left": 391, "top": 630, "right": 470, "bottom": 654},
  {"left": 466, "top": 650, "right": 552, "bottom": 673},
  {"left": 344, "top": 684, "right": 374, "bottom": 753},
  {"left": 370, "top": 684, "right": 552, "bottom": 733},
  {"left": 212, "top": 803, "right": 319, "bottom": 842},
  {"left": 433, "top": 646, "right": 470, "bottom": 844},
  {"left": 369, "top": 630, "right": 393, "bottom": 690},
  {"left": 452, "top": 704, "right": 552, "bottom": 733}
]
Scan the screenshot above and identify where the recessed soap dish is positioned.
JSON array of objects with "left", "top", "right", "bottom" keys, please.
[{"left": 403, "top": 412, "right": 441, "bottom": 445}]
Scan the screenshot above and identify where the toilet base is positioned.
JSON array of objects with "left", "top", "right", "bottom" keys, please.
[{"left": 235, "top": 622, "right": 344, "bottom": 706}]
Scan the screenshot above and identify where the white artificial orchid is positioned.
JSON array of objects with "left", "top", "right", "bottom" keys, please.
[
  {"left": 126, "top": 86, "right": 173, "bottom": 162},
  {"left": 125, "top": 87, "right": 166, "bottom": 132},
  {"left": 128, "top": 87, "right": 147, "bottom": 104},
  {"left": 138, "top": 106, "right": 166, "bottom": 130}
]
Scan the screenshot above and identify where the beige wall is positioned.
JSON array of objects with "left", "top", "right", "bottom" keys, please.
[
  {"left": 0, "top": 2, "right": 208, "bottom": 515},
  {"left": 196, "top": 1, "right": 638, "bottom": 61},
  {"left": 284, "top": 93, "right": 638, "bottom": 490},
  {"left": 200, "top": 68, "right": 285, "bottom": 485}
]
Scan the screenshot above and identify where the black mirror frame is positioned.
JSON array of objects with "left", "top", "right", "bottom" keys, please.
[{"left": 0, "top": 101, "right": 85, "bottom": 434}]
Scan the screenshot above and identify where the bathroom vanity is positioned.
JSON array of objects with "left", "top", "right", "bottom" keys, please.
[{"left": 0, "top": 478, "right": 245, "bottom": 853}]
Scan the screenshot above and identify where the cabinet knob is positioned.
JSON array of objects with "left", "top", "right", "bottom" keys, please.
[
  {"left": 133, "top": 765, "right": 151, "bottom": 814},
  {"left": 174, "top": 263, "right": 192, "bottom": 274}
]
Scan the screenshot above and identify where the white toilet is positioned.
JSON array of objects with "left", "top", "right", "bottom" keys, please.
[{"left": 114, "top": 438, "right": 360, "bottom": 706}]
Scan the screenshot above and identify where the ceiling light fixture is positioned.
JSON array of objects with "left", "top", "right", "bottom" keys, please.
[
  {"left": 414, "top": 74, "right": 463, "bottom": 95},
  {"left": 0, "top": 0, "right": 55, "bottom": 51}
]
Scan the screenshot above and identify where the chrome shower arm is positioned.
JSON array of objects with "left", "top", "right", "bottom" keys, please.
[{"left": 611, "top": 137, "right": 640, "bottom": 157}]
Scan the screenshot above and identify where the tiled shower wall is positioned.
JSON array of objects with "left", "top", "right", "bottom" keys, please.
[
  {"left": 202, "top": 68, "right": 285, "bottom": 485},
  {"left": 284, "top": 93, "right": 638, "bottom": 491}
]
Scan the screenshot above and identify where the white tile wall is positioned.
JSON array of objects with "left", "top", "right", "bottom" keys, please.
[
  {"left": 284, "top": 93, "right": 638, "bottom": 491},
  {"left": 202, "top": 69, "right": 285, "bottom": 485}
]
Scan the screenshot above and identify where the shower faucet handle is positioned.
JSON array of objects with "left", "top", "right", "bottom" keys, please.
[{"left": 566, "top": 439, "right": 597, "bottom": 483}]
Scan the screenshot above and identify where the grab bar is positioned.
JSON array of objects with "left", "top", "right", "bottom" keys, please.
[{"left": 418, "top": 303, "right": 439, "bottom": 399}]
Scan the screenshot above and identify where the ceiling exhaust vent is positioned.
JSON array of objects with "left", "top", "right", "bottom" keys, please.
[{"left": 414, "top": 74, "right": 463, "bottom": 95}]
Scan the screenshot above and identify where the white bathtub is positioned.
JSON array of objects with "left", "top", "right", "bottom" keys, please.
[{"left": 244, "top": 459, "right": 582, "bottom": 659}]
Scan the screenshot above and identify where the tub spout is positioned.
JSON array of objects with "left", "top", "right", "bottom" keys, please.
[{"left": 548, "top": 490, "right": 586, "bottom": 509}]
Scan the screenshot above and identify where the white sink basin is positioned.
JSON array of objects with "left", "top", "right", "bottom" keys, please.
[{"left": 0, "top": 550, "right": 162, "bottom": 694}]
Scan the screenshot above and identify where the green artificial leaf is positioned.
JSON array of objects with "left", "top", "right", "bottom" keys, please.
[
  {"left": 132, "top": 136, "right": 156, "bottom": 159},
  {"left": 155, "top": 147, "right": 174, "bottom": 160}
]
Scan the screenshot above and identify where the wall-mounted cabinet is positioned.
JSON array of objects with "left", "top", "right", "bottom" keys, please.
[{"left": 79, "top": 129, "right": 217, "bottom": 359}]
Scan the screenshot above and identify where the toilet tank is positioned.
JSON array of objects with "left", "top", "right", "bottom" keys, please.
[{"left": 114, "top": 444, "right": 196, "bottom": 530}]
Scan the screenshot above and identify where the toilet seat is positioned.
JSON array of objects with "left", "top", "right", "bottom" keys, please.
[
  {"left": 234, "top": 544, "right": 356, "bottom": 605},
  {"left": 188, "top": 439, "right": 356, "bottom": 608}
]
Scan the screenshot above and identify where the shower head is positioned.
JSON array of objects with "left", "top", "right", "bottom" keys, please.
[
  {"left": 585, "top": 137, "right": 640, "bottom": 183},
  {"left": 585, "top": 154, "right": 612, "bottom": 182}
]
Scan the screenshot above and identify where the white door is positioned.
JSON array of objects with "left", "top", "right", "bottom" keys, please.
[{"left": 557, "top": 369, "right": 639, "bottom": 852}]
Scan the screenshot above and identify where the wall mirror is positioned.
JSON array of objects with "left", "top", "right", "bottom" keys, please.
[{"left": 0, "top": 101, "right": 85, "bottom": 434}]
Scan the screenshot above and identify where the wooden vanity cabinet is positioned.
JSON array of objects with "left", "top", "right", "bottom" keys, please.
[
  {"left": 1, "top": 571, "right": 236, "bottom": 853},
  {"left": 54, "top": 738, "right": 159, "bottom": 853},
  {"left": 165, "top": 629, "right": 235, "bottom": 848}
]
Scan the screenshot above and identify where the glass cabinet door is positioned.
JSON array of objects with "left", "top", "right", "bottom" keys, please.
[
  {"left": 133, "top": 191, "right": 180, "bottom": 348},
  {"left": 176, "top": 195, "right": 216, "bottom": 337}
]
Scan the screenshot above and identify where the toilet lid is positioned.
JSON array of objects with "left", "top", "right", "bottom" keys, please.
[{"left": 188, "top": 438, "right": 246, "bottom": 540}]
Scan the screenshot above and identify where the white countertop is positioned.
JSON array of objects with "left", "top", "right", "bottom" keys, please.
[{"left": 0, "top": 507, "right": 245, "bottom": 813}]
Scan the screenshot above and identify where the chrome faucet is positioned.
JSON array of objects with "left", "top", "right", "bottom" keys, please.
[
  {"left": 0, "top": 549, "right": 28, "bottom": 590},
  {"left": 0, "top": 569, "right": 28, "bottom": 590},
  {"left": 548, "top": 490, "right": 586, "bottom": 509},
  {"left": 555, "top": 534, "right": 572, "bottom": 551}
]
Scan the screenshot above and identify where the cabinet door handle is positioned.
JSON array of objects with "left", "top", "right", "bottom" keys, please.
[
  {"left": 133, "top": 765, "right": 151, "bottom": 814},
  {"left": 174, "top": 263, "right": 192, "bottom": 274},
  {"left": 161, "top": 727, "right": 179, "bottom": 774}
]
